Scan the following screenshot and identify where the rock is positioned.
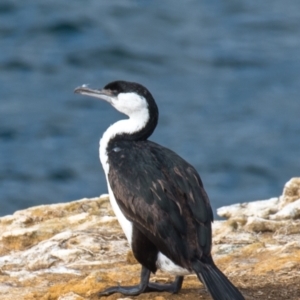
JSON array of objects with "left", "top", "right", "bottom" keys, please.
[
  {"left": 58, "top": 292, "right": 86, "bottom": 300},
  {"left": 244, "top": 216, "right": 291, "bottom": 232},
  {"left": 0, "top": 194, "right": 128, "bottom": 300},
  {"left": 217, "top": 197, "right": 280, "bottom": 219},
  {"left": 0, "top": 179, "right": 300, "bottom": 299},
  {"left": 270, "top": 199, "right": 300, "bottom": 220},
  {"left": 217, "top": 177, "right": 300, "bottom": 231},
  {"left": 280, "top": 177, "right": 300, "bottom": 208}
]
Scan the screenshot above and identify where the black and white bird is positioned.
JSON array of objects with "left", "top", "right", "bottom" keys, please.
[{"left": 74, "top": 81, "right": 244, "bottom": 300}]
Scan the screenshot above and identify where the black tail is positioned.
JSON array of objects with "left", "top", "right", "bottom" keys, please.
[{"left": 193, "top": 260, "right": 245, "bottom": 300}]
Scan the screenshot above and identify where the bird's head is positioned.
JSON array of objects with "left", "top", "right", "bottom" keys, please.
[{"left": 74, "top": 80, "right": 157, "bottom": 119}]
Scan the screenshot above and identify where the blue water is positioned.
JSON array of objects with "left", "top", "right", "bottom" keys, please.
[{"left": 0, "top": 1, "right": 299, "bottom": 217}]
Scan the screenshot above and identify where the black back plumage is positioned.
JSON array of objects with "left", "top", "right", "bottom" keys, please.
[{"left": 107, "top": 138, "right": 213, "bottom": 271}]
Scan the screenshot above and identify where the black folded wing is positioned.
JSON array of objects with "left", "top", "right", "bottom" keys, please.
[{"left": 107, "top": 140, "right": 214, "bottom": 270}]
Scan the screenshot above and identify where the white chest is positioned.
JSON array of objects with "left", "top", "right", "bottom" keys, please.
[{"left": 99, "top": 133, "right": 133, "bottom": 244}]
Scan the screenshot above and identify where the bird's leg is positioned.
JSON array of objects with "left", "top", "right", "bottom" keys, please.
[
  {"left": 98, "top": 265, "right": 151, "bottom": 297},
  {"left": 146, "top": 275, "right": 184, "bottom": 293},
  {"left": 98, "top": 266, "right": 184, "bottom": 297}
]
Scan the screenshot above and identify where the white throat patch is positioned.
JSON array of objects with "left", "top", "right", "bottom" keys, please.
[
  {"left": 99, "top": 93, "right": 149, "bottom": 174},
  {"left": 112, "top": 92, "right": 148, "bottom": 118}
]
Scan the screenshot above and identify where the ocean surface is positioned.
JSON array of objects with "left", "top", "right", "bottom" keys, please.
[{"left": 0, "top": 1, "right": 299, "bottom": 217}]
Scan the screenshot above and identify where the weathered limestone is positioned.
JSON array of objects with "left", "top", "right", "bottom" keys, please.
[{"left": 0, "top": 178, "right": 300, "bottom": 299}]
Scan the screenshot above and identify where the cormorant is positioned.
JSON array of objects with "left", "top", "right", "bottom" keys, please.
[{"left": 74, "top": 80, "right": 244, "bottom": 300}]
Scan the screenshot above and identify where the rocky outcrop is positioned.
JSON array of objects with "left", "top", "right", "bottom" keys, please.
[{"left": 0, "top": 178, "right": 300, "bottom": 300}]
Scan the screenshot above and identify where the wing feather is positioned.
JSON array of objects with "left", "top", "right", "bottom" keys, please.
[{"left": 107, "top": 140, "right": 213, "bottom": 268}]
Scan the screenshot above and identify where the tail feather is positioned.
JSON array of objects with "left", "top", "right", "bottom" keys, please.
[{"left": 193, "top": 261, "right": 245, "bottom": 300}]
